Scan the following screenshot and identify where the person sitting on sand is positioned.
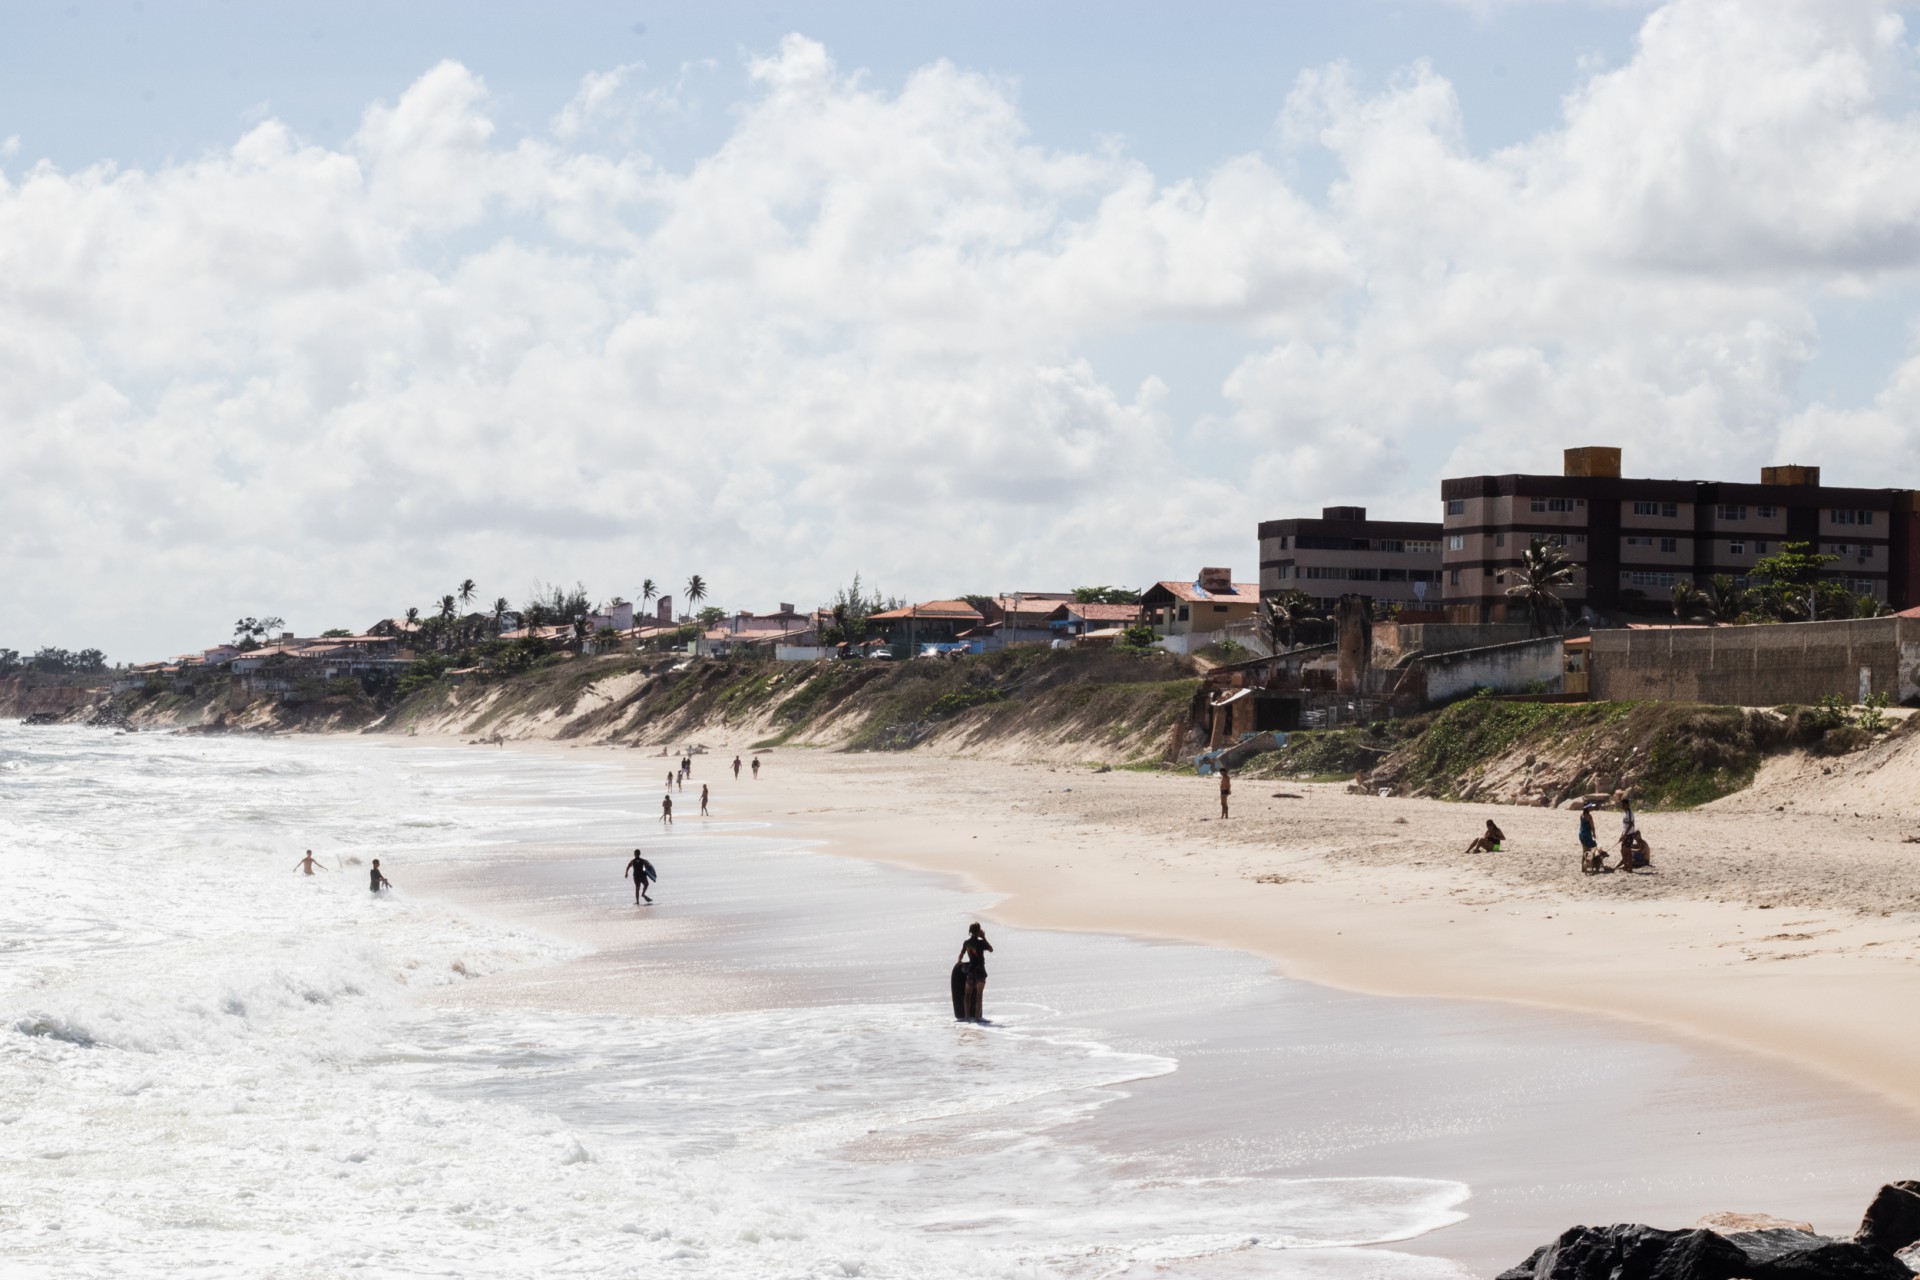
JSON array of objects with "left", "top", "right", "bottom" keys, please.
[
  {"left": 660, "top": 793, "right": 673, "bottom": 826},
  {"left": 1464, "top": 819, "right": 1505, "bottom": 855},
  {"left": 1578, "top": 806, "right": 1607, "bottom": 874},
  {"left": 293, "top": 850, "right": 328, "bottom": 876},
  {"left": 1218, "top": 768, "right": 1232, "bottom": 820},
  {"left": 624, "top": 849, "right": 657, "bottom": 904},
  {"left": 369, "top": 858, "right": 393, "bottom": 894},
  {"left": 1619, "top": 798, "right": 1651, "bottom": 871},
  {"left": 958, "top": 922, "right": 993, "bottom": 1022},
  {"left": 700, "top": 783, "right": 710, "bottom": 816}
]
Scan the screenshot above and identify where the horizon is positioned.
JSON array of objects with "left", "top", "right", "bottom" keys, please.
[{"left": 7, "top": 0, "right": 1920, "bottom": 661}]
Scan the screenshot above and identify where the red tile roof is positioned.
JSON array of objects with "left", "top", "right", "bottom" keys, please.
[
  {"left": 1062, "top": 602, "right": 1142, "bottom": 622},
  {"left": 1146, "top": 580, "right": 1261, "bottom": 603}
]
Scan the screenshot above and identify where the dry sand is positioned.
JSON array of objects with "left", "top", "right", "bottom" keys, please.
[{"left": 620, "top": 740, "right": 1920, "bottom": 1121}]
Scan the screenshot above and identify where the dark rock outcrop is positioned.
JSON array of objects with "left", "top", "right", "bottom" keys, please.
[
  {"left": 1854, "top": 1182, "right": 1920, "bottom": 1256},
  {"left": 1498, "top": 1183, "right": 1920, "bottom": 1279},
  {"left": 1726, "top": 1228, "right": 1912, "bottom": 1279},
  {"left": 1502, "top": 1224, "right": 1746, "bottom": 1279}
]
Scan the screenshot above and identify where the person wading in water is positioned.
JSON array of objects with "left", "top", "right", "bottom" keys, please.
[
  {"left": 624, "top": 849, "right": 657, "bottom": 904},
  {"left": 369, "top": 859, "right": 393, "bottom": 894},
  {"left": 293, "top": 850, "right": 328, "bottom": 876},
  {"left": 957, "top": 923, "right": 993, "bottom": 1022},
  {"left": 660, "top": 793, "right": 674, "bottom": 826}
]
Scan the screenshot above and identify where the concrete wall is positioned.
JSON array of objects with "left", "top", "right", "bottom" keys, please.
[
  {"left": 1418, "top": 637, "right": 1566, "bottom": 704},
  {"left": 1374, "top": 622, "right": 1536, "bottom": 659},
  {"left": 1588, "top": 617, "right": 1920, "bottom": 705}
]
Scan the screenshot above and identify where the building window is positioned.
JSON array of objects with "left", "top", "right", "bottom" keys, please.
[
  {"left": 1349, "top": 568, "right": 1380, "bottom": 581},
  {"left": 1303, "top": 567, "right": 1343, "bottom": 580},
  {"left": 1852, "top": 578, "right": 1878, "bottom": 594},
  {"left": 1831, "top": 509, "right": 1875, "bottom": 526},
  {"left": 1573, "top": 534, "right": 1586, "bottom": 545},
  {"left": 1530, "top": 497, "right": 1576, "bottom": 513},
  {"left": 1448, "top": 569, "right": 1462, "bottom": 586},
  {"left": 1659, "top": 537, "right": 1678, "bottom": 553},
  {"left": 1447, "top": 534, "right": 1465, "bottom": 551},
  {"left": 1445, "top": 499, "right": 1465, "bottom": 516},
  {"left": 1408, "top": 569, "right": 1441, "bottom": 583},
  {"left": 1494, "top": 532, "right": 1505, "bottom": 547},
  {"left": 1728, "top": 541, "right": 1745, "bottom": 555},
  {"left": 1213, "top": 604, "right": 1229, "bottom": 612},
  {"left": 1177, "top": 605, "right": 1189, "bottom": 622},
  {"left": 1715, "top": 504, "right": 1747, "bottom": 521},
  {"left": 1757, "top": 505, "right": 1777, "bottom": 519},
  {"left": 1631, "top": 501, "right": 1679, "bottom": 518},
  {"left": 1405, "top": 539, "right": 1439, "bottom": 554},
  {"left": 1374, "top": 539, "right": 1403, "bottom": 553},
  {"left": 1625, "top": 535, "right": 1652, "bottom": 547},
  {"left": 1622, "top": 571, "right": 1681, "bottom": 589}
]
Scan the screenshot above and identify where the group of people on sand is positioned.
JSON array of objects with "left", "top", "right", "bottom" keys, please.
[{"left": 1458, "top": 796, "right": 1653, "bottom": 874}]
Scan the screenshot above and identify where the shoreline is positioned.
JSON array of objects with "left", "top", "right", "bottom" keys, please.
[{"left": 482, "top": 735, "right": 1920, "bottom": 1127}]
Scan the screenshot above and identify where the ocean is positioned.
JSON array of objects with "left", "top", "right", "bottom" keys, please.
[{"left": 4, "top": 723, "right": 1914, "bottom": 1278}]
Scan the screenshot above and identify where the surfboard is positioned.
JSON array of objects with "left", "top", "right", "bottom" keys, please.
[{"left": 950, "top": 963, "right": 967, "bottom": 1020}]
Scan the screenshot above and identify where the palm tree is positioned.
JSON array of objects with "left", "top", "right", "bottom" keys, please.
[
  {"left": 1701, "top": 575, "right": 1752, "bottom": 624},
  {"left": 1670, "top": 580, "right": 1708, "bottom": 623},
  {"left": 571, "top": 617, "right": 590, "bottom": 651},
  {"left": 1259, "top": 590, "right": 1327, "bottom": 652},
  {"left": 1505, "top": 538, "right": 1577, "bottom": 637},
  {"left": 458, "top": 579, "right": 476, "bottom": 612},
  {"left": 640, "top": 578, "right": 657, "bottom": 611},
  {"left": 684, "top": 575, "right": 707, "bottom": 615},
  {"left": 492, "top": 597, "right": 510, "bottom": 634}
]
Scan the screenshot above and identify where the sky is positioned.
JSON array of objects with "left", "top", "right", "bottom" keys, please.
[{"left": 7, "top": 0, "right": 1920, "bottom": 659}]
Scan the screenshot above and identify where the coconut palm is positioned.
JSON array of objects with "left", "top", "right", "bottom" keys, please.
[
  {"left": 640, "top": 578, "right": 657, "bottom": 608},
  {"left": 1670, "top": 580, "right": 1709, "bottom": 623},
  {"left": 1506, "top": 538, "right": 1577, "bottom": 637},
  {"left": 1259, "top": 590, "right": 1328, "bottom": 652},
  {"left": 684, "top": 575, "right": 707, "bottom": 614},
  {"left": 404, "top": 606, "right": 420, "bottom": 631},
  {"left": 458, "top": 579, "right": 477, "bottom": 612},
  {"left": 491, "top": 597, "right": 510, "bottom": 634},
  {"left": 1700, "top": 575, "right": 1752, "bottom": 624}
]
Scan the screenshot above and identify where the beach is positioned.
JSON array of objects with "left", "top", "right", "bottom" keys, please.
[
  {"left": 8, "top": 722, "right": 1919, "bottom": 1278},
  {"left": 701, "top": 745, "right": 1920, "bottom": 1120}
]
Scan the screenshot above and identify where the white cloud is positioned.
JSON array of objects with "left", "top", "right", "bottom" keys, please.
[{"left": 5, "top": 5, "right": 1920, "bottom": 656}]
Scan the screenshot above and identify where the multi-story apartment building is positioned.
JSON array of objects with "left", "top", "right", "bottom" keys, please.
[
  {"left": 1439, "top": 447, "right": 1920, "bottom": 621},
  {"left": 1257, "top": 506, "right": 1444, "bottom": 611}
]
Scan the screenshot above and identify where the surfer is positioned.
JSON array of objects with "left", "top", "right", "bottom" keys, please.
[
  {"left": 956, "top": 922, "right": 993, "bottom": 1022},
  {"left": 293, "top": 850, "right": 328, "bottom": 876},
  {"left": 624, "top": 849, "right": 657, "bottom": 904},
  {"left": 369, "top": 859, "right": 393, "bottom": 894}
]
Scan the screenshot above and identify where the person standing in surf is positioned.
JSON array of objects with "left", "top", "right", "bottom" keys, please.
[
  {"left": 369, "top": 859, "right": 393, "bottom": 894},
  {"left": 699, "top": 784, "right": 710, "bottom": 816},
  {"left": 293, "top": 850, "right": 328, "bottom": 876},
  {"left": 957, "top": 922, "right": 993, "bottom": 1022},
  {"left": 624, "top": 849, "right": 657, "bottom": 904},
  {"left": 661, "top": 793, "right": 674, "bottom": 826}
]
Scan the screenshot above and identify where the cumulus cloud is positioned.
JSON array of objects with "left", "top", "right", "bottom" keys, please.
[{"left": 3, "top": 3, "right": 1920, "bottom": 656}]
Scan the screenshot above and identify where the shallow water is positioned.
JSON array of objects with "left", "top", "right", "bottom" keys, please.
[{"left": 3, "top": 725, "right": 1914, "bottom": 1278}]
